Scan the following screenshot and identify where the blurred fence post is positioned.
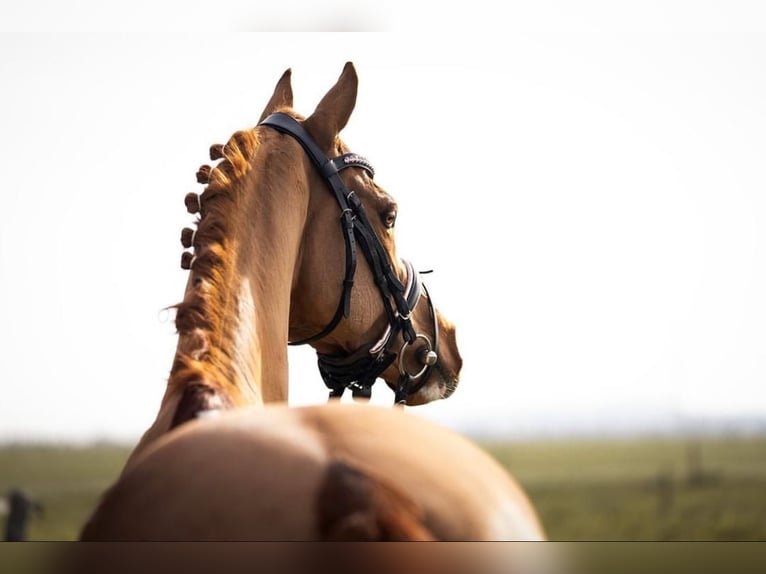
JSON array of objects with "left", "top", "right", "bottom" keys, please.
[{"left": 4, "top": 488, "right": 43, "bottom": 542}]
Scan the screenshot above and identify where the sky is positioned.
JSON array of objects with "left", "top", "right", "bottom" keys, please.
[{"left": 1, "top": 4, "right": 765, "bottom": 442}]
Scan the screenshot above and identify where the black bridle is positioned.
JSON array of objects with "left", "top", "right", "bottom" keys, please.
[{"left": 259, "top": 112, "right": 439, "bottom": 404}]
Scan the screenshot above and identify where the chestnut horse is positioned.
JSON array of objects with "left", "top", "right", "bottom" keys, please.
[
  {"left": 79, "top": 64, "right": 544, "bottom": 543},
  {"left": 123, "top": 63, "right": 462, "bottom": 472}
]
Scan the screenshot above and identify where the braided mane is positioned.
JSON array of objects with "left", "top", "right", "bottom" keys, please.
[{"left": 168, "top": 126, "right": 261, "bottom": 396}]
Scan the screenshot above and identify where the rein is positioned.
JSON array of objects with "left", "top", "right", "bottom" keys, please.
[{"left": 259, "top": 113, "right": 439, "bottom": 404}]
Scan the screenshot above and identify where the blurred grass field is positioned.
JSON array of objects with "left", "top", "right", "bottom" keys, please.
[
  {"left": 484, "top": 435, "right": 766, "bottom": 540},
  {"left": 1, "top": 435, "right": 765, "bottom": 541}
]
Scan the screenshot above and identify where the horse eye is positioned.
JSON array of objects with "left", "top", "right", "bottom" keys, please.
[{"left": 381, "top": 210, "right": 397, "bottom": 229}]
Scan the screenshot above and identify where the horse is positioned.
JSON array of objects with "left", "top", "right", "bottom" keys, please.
[
  {"left": 78, "top": 63, "right": 545, "bottom": 544},
  {"left": 122, "top": 62, "right": 463, "bottom": 473}
]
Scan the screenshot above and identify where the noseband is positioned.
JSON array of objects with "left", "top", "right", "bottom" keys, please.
[{"left": 259, "top": 113, "right": 439, "bottom": 404}]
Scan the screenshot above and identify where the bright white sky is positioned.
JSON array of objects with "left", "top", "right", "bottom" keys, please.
[{"left": 1, "top": 4, "right": 765, "bottom": 441}]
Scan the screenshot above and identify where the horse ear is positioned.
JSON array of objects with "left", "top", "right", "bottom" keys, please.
[
  {"left": 258, "top": 68, "right": 293, "bottom": 122},
  {"left": 304, "top": 62, "right": 358, "bottom": 151},
  {"left": 317, "top": 460, "right": 434, "bottom": 541}
]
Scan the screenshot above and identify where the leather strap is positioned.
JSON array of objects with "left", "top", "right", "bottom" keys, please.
[{"left": 258, "top": 112, "right": 431, "bottom": 400}]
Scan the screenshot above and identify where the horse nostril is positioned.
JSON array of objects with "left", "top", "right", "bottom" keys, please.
[{"left": 418, "top": 348, "right": 438, "bottom": 366}]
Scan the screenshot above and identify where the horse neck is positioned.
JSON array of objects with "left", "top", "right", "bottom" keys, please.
[
  {"left": 173, "top": 144, "right": 310, "bottom": 405},
  {"left": 129, "top": 130, "right": 309, "bottom": 463}
]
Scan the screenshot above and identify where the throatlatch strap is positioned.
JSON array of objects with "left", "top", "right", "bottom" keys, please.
[
  {"left": 289, "top": 205, "right": 358, "bottom": 346},
  {"left": 262, "top": 114, "right": 360, "bottom": 347}
]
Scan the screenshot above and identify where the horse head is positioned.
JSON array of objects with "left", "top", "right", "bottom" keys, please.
[{"left": 258, "top": 63, "right": 462, "bottom": 405}]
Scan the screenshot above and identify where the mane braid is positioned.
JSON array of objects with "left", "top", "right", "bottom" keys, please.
[{"left": 169, "top": 128, "right": 260, "bottom": 396}]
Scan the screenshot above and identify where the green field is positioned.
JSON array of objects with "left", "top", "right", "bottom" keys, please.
[
  {"left": 1, "top": 435, "right": 765, "bottom": 541},
  {"left": 484, "top": 435, "right": 766, "bottom": 540}
]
